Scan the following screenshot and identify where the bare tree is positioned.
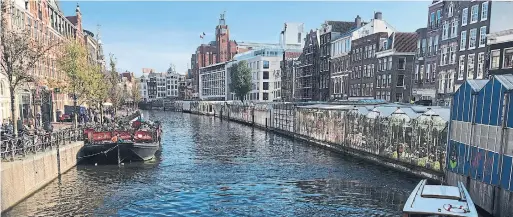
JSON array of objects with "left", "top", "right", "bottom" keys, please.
[{"left": 0, "top": 0, "right": 59, "bottom": 135}]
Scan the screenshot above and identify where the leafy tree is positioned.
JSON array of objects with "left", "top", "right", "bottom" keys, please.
[
  {"left": 229, "top": 60, "right": 252, "bottom": 102},
  {"left": 107, "top": 54, "right": 122, "bottom": 114},
  {"left": 0, "top": 0, "right": 59, "bottom": 135},
  {"left": 88, "top": 65, "right": 109, "bottom": 109},
  {"left": 57, "top": 40, "right": 93, "bottom": 127},
  {"left": 131, "top": 79, "right": 142, "bottom": 105}
]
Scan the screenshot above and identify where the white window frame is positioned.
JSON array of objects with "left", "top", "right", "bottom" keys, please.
[
  {"left": 428, "top": 37, "right": 433, "bottom": 54},
  {"left": 458, "top": 55, "right": 465, "bottom": 80},
  {"left": 490, "top": 49, "right": 500, "bottom": 69},
  {"left": 469, "top": 28, "right": 477, "bottom": 50},
  {"left": 426, "top": 64, "right": 431, "bottom": 82},
  {"left": 479, "top": 26, "right": 487, "bottom": 48},
  {"left": 481, "top": 1, "right": 488, "bottom": 21},
  {"left": 477, "top": 52, "right": 485, "bottom": 79},
  {"left": 470, "top": 5, "right": 479, "bottom": 24},
  {"left": 462, "top": 8, "right": 468, "bottom": 26},
  {"left": 451, "top": 19, "right": 458, "bottom": 39},
  {"left": 448, "top": 2, "right": 454, "bottom": 18},
  {"left": 415, "top": 65, "right": 419, "bottom": 83},
  {"left": 448, "top": 70, "right": 455, "bottom": 93},
  {"left": 460, "top": 31, "right": 467, "bottom": 51},
  {"left": 450, "top": 43, "right": 456, "bottom": 64},
  {"left": 504, "top": 48, "right": 513, "bottom": 69},
  {"left": 442, "top": 21, "right": 449, "bottom": 40},
  {"left": 467, "top": 54, "right": 475, "bottom": 79},
  {"left": 439, "top": 71, "right": 446, "bottom": 93}
]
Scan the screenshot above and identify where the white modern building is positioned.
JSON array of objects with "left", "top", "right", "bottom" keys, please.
[
  {"left": 281, "top": 22, "right": 305, "bottom": 49},
  {"left": 199, "top": 62, "right": 228, "bottom": 101},
  {"left": 230, "top": 48, "right": 283, "bottom": 102}
]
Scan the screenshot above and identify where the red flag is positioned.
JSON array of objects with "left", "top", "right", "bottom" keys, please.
[{"left": 200, "top": 35, "right": 203, "bottom": 39}]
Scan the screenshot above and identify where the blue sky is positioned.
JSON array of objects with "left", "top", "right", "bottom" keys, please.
[{"left": 60, "top": 1, "right": 430, "bottom": 76}]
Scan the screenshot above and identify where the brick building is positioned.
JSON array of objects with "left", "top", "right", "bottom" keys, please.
[
  {"left": 0, "top": 0, "right": 88, "bottom": 123},
  {"left": 295, "top": 29, "right": 320, "bottom": 101},
  {"left": 349, "top": 32, "right": 386, "bottom": 100},
  {"left": 375, "top": 32, "right": 417, "bottom": 103},
  {"left": 191, "top": 13, "right": 238, "bottom": 95}
]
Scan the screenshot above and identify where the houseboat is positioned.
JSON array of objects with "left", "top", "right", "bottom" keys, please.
[
  {"left": 80, "top": 121, "right": 162, "bottom": 164},
  {"left": 402, "top": 179, "right": 478, "bottom": 217}
]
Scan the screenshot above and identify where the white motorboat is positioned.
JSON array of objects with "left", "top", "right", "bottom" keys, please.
[{"left": 402, "top": 179, "right": 478, "bottom": 217}]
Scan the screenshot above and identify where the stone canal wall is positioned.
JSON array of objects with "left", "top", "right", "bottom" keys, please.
[
  {"left": 1, "top": 141, "right": 84, "bottom": 212},
  {"left": 174, "top": 101, "right": 447, "bottom": 181}
]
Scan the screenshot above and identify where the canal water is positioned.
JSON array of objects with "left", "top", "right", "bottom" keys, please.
[{"left": 4, "top": 111, "right": 421, "bottom": 217}]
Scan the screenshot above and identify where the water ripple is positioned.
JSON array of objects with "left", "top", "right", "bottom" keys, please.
[{"left": 4, "top": 111, "right": 420, "bottom": 217}]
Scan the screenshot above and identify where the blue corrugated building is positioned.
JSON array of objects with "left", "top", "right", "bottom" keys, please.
[{"left": 447, "top": 74, "right": 513, "bottom": 217}]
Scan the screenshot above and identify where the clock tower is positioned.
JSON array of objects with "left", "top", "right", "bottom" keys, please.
[{"left": 216, "top": 12, "right": 230, "bottom": 63}]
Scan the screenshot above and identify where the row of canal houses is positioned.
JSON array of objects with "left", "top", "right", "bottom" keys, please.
[{"left": 175, "top": 72, "right": 513, "bottom": 216}]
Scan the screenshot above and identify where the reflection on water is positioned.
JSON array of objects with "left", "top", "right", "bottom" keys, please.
[{"left": 4, "top": 111, "right": 420, "bottom": 217}]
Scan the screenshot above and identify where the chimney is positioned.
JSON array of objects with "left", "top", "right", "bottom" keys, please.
[
  {"left": 374, "top": 12, "right": 383, "bottom": 20},
  {"left": 355, "top": 15, "right": 362, "bottom": 28}
]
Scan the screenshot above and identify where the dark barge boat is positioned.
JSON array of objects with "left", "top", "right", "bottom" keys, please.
[{"left": 81, "top": 121, "right": 162, "bottom": 164}]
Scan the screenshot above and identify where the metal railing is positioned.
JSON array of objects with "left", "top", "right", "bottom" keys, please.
[{"left": 1, "top": 128, "right": 84, "bottom": 161}]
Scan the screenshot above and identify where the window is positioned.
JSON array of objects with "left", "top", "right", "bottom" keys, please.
[
  {"left": 471, "top": 5, "right": 479, "bottom": 23},
  {"left": 378, "top": 75, "right": 382, "bottom": 87},
  {"left": 426, "top": 64, "right": 431, "bottom": 82},
  {"left": 439, "top": 71, "right": 446, "bottom": 93},
  {"left": 448, "top": 2, "right": 454, "bottom": 17},
  {"left": 462, "top": 8, "right": 468, "bottom": 26},
  {"left": 460, "top": 31, "right": 467, "bottom": 51},
  {"left": 479, "top": 26, "right": 487, "bottom": 47},
  {"left": 477, "top": 52, "right": 485, "bottom": 79},
  {"left": 491, "top": 50, "right": 500, "bottom": 69},
  {"left": 420, "top": 65, "right": 425, "bottom": 81},
  {"left": 449, "top": 44, "right": 456, "bottom": 64},
  {"left": 263, "top": 82, "right": 269, "bottom": 90},
  {"left": 481, "top": 2, "right": 489, "bottom": 21},
  {"left": 417, "top": 39, "right": 421, "bottom": 54},
  {"left": 422, "top": 39, "right": 427, "bottom": 54},
  {"left": 263, "top": 92, "right": 269, "bottom": 100},
  {"left": 467, "top": 54, "right": 475, "bottom": 79},
  {"left": 378, "top": 59, "right": 382, "bottom": 71},
  {"left": 448, "top": 70, "right": 455, "bottom": 93},
  {"left": 441, "top": 45, "right": 448, "bottom": 65},
  {"left": 430, "top": 12, "right": 435, "bottom": 28},
  {"left": 388, "top": 57, "right": 392, "bottom": 70},
  {"left": 263, "top": 71, "right": 269, "bottom": 79},
  {"left": 398, "top": 57, "right": 406, "bottom": 70},
  {"left": 395, "top": 93, "right": 403, "bottom": 102},
  {"left": 469, "top": 28, "right": 477, "bottom": 49},
  {"left": 434, "top": 35, "right": 439, "bottom": 54},
  {"left": 442, "top": 21, "right": 449, "bottom": 40},
  {"left": 504, "top": 48, "right": 513, "bottom": 68},
  {"left": 432, "top": 63, "right": 437, "bottom": 82},
  {"left": 436, "top": 9, "right": 442, "bottom": 26},
  {"left": 415, "top": 65, "right": 419, "bottom": 82},
  {"left": 451, "top": 19, "right": 458, "bottom": 38},
  {"left": 388, "top": 75, "right": 392, "bottom": 87},
  {"left": 428, "top": 37, "right": 433, "bottom": 54},
  {"left": 459, "top": 55, "right": 465, "bottom": 80}
]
